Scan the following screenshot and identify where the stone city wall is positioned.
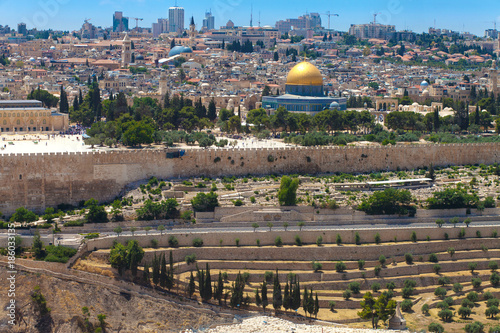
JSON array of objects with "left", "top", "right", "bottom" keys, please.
[{"left": 0, "top": 143, "right": 499, "bottom": 215}]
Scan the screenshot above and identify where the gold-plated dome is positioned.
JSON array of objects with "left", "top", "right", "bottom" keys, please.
[{"left": 286, "top": 62, "right": 323, "bottom": 86}]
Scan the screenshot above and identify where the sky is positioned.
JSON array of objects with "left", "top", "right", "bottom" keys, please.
[{"left": 0, "top": 0, "right": 499, "bottom": 36}]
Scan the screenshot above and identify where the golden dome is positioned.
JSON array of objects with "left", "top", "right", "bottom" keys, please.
[{"left": 286, "top": 62, "right": 323, "bottom": 86}]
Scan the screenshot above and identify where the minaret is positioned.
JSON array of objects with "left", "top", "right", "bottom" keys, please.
[
  {"left": 490, "top": 60, "right": 498, "bottom": 97},
  {"left": 159, "top": 72, "right": 168, "bottom": 96},
  {"left": 121, "top": 33, "right": 132, "bottom": 68}
]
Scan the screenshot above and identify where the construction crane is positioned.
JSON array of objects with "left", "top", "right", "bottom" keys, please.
[
  {"left": 84, "top": 18, "right": 91, "bottom": 24},
  {"left": 127, "top": 17, "right": 144, "bottom": 29},
  {"left": 373, "top": 13, "right": 381, "bottom": 25},
  {"left": 321, "top": 11, "right": 339, "bottom": 30}
]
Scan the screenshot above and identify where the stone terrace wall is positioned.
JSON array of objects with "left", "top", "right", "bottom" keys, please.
[{"left": 0, "top": 143, "right": 499, "bottom": 215}]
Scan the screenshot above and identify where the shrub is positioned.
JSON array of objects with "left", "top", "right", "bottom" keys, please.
[
  {"left": 336, "top": 234, "right": 342, "bottom": 245},
  {"left": 490, "top": 272, "right": 500, "bottom": 287},
  {"left": 335, "top": 261, "right": 347, "bottom": 273},
  {"left": 342, "top": 289, "right": 351, "bottom": 300},
  {"left": 437, "top": 301, "right": 449, "bottom": 310},
  {"left": 433, "top": 264, "right": 442, "bottom": 274},
  {"left": 489, "top": 261, "right": 498, "bottom": 271},
  {"left": 150, "top": 239, "right": 158, "bottom": 248},
  {"left": 274, "top": 236, "right": 283, "bottom": 247},
  {"left": 168, "top": 236, "right": 179, "bottom": 248},
  {"left": 435, "top": 287, "right": 447, "bottom": 299},
  {"left": 487, "top": 298, "right": 499, "bottom": 307},
  {"left": 185, "top": 254, "right": 196, "bottom": 265},
  {"left": 374, "top": 265, "right": 382, "bottom": 276},
  {"left": 374, "top": 232, "right": 381, "bottom": 244},
  {"left": 294, "top": 235, "right": 302, "bottom": 246},
  {"left": 421, "top": 303, "right": 430, "bottom": 314},
  {"left": 444, "top": 297, "right": 454, "bottom": 306},
  {"left": 192, "top": 238, "right": 203, "bottom": 247},
  {"left": 328, "top": 301, "right": 336, "bottom": 312},
  {"left": 483, "top": 292, "right": 494, "bottom": 301},
  {"left": 467, "top": 291, "right": 479, "bottom": 303},
  {"left": 242, "top": 272, "right": 250, "bottom": 284},
  {"left": 458, "top": 306, "right": 472, "bottom": 319},
  {"left": 429, "top": 253, "right": 438, "bottom": 263},
  {"left": 379, "top": 255, "right": 386, "bottom": 266},
  {"left": 472, "top": 277, "right": 482, "bottom": 288},
  {"left": 371, "top": 282, "right": 381, "bottom": 293},
  {"left": 312, "top": 261, "right": 323, "bottom": 272},
  {"left": 256, "top": 239, "right": 261, "bottom": 247},
  {"left": 459, "top": 228, "right": 466, "bottom": 239},
  {"left": 469, "top": 262, "right": 478, "bottom": 273},
  {"left": 235, "top": 238, "right": 240, "bottom": 247},
  {"left": 477, "top": 230, "right": 482, "bottom": 238},
  {"left": 316, "top": 236, "right": 323, "bottom": 246},
  {"left": 348, "top": 281, "right": 361, "bottom": 294},
  {"left": 438, "top": 276, "right": 450, "bottom": 286},
  {"left": 462, "top": 299, "right": 475, "bottom": 308},
  {"left": 386, "top": 282, "right": 396, "bottom": 290},
  {"left": 401, "top": 299, "right": 413, "bottom": 312},
  {"left": 464, "top": 322, "right": 484, "bottom": 333},
  {"left": 489, "top": 325, "right": 500, "bottom": 333},
  {"left": 437, "top": 308, "right": 453, "bottom": 322},
  {"left": 264, "top": 271, "right": 273, "bottom": 283},
  {"left": 63, "top": 220, "right": 85, "bottom": 227},
  {"left": 428, "top": 322, "right": 444, "bottom": 333},
  {"left": 410, "top": 231, "right": 417, "bottom": 242},
  {"left": 357, "top": 260, "right": 365, "bottom": 270},
  {"left": 354, "top": 232, "right": 361, "bottom": 245},
  {"left": 405, "top": 253, "right": 413, "bottom": 264}
]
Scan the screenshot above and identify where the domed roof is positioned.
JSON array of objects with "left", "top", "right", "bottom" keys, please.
[
  {"left": 168, "top": 46, "right": 193, "bottom": 57},
  {"left": 420, "top": 80, "right": 429, "bottom": 86},
  {"left": 286, "top": 62, "right": 323, "bottom": 86},
  {"left": 330, "top": 101, "right": 340, "bottom": 109},
  {"left": 135, "top": 54, "right": 144, "bottom": 60}
]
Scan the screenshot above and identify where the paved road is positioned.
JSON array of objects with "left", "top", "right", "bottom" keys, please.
[{"left": 3, "top": 220, "right": 499, "bottom": 247}]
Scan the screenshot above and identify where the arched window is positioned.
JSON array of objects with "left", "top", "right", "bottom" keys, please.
[
  {"left": 3, "top": 120, "right": 6, "bottom": 125},
  {"left": 17, "top": 113, "right": 20, "bottom": 117},
  {"left": 30, "top": 120, "right": 34, "bottom": 124},
  {"left": 43, "top": 119, "right": 46, "bottom": 124},
  {"left": 16, "top": 120, "right": 20, "bottom": 125}
]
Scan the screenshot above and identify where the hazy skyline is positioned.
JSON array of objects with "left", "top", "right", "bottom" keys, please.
[{"left": 1, "top": 0, "right": 499, "bottom": 35}]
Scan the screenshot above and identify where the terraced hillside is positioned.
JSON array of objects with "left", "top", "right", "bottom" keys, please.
[{"left": 79, "top": 225, "right": 500, "bottom": 332}]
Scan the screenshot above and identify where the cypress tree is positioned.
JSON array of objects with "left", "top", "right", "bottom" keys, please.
[
  {"left": 163, "top": 91, "right": 170, "bottom": 109},
  {"left": 255, "top": 288, "right": 262, "bottom": 307},
  {"left": 283, "top": 280, "right": 291, "bottom": 312},
  {"left": 169, "top": 250, "right": 174, "bottom": 279},
  {"left": 261, "top": 281, "right": 268, "bottom": 312},
  {"left": 303, "top": 288, "right": 308, "bottom": 316},
  {"left": 143, "top": 263, "right": 150, "bottom": 284},
  {"left": 73, "top": 96, "right": 79, "bottom": 111},
  {"left": 59, "top": 85, "right": 69, "bottom": 113},
  {"left": 160, "top": 254, "right": 167, "bottom": 288},
  {"left": 214, "top": 271, "right": 224, "bottom": 304},
  {"left": 314, "top": 293, "right": 319, "bottom": 318},
  {"left": 475, "top": 104, "right": 480, "bottom": 126},
  {"left": 79, "top": 89, "right": 83, "bottom": 104},
  {"left": 208, "top": 98, "right": 217, "bottom": 121},
  {"left": 272, "top": 269, "right": 282, "bottom": 312},
  {"left": 188, "top": 271, "right": 195, "bottom": 298},
  {"left": 152, "top": 254, "right": 160, "bottom": 285},
  {"left": 197, "top": 267, "right": 205, "bottom": 300},
  {"left": 292, "top": 276, "right": 301, "bottom": 311},
  {"left": 205, "top": 263, "right": 212, "bottom": 301},
  {"left": 307, "top": 288, "right": 314, "bottom": 317}
]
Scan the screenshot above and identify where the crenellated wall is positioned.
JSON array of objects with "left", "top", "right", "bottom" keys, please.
[{"left": 0, "top": 143, "right": 499, "bottom": 215}]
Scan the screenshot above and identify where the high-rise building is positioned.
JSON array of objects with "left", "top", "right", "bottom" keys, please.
[
  {"left": 153, "top": 18, "right": 168, "bottom": 38},
  {"left": 17, "top": 23, "right": 27, "bottom": 36},
  {"left": 275, "top": 13, "right": 321, "bottom": 34},
  {"left": 202, "top": 11, "right": 215, "bottom": 31},
  {"left": 168, "top": 6, "right": 184, "bottom": 35},
  {"left": 485, "top": 29, "right": 499, "bottom": 39},
  {"left": 113, "top": 11, "right": 129, "bottom": 32},
  {"left": 348, "top": 23, "right": 396, "bottom": 40}
]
